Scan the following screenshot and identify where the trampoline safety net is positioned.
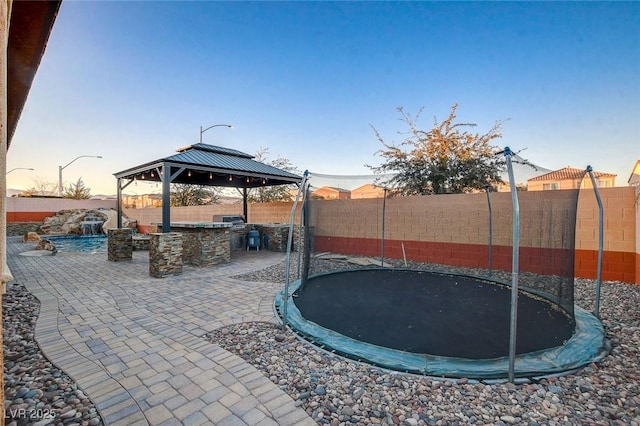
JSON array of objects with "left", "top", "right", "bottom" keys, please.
[
  {"left": 292, "top": 169, "right": 581, "bottom": 338},
  {"left": 276, "top": 167, "right": 613, "bottom": 378}
]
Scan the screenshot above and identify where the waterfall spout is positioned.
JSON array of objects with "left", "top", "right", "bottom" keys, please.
[{"left": 81, "top": 214, "right": 105, "bottom": 235}]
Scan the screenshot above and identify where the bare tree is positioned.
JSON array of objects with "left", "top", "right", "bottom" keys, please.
[
  {"left": 21, "top": 177, "right": 59, "bottom": 197},
  {"left": 369, "top": 104, "right": 505, "bottom": 195}
]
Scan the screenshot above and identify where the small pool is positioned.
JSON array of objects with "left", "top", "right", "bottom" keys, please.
[{"left": 46, "top": 235, "right": 107, "bottom": 253}]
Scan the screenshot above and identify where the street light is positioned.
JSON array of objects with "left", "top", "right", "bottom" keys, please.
[
  {"left": 58, "top": 155, "right": 102, "bottom": 195},
  {"left": 199, "top": 124, "right": 233, "bottom": 143},
  {"left": 6, "top": 167, "right": 34, "bottom": 175}
]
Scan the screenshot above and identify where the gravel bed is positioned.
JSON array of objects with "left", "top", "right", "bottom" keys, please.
[
  {"left": 3, "top": 284, "right": 104, "bottom": 426},
  {"left": 213, "top": 258, "right": 640, "bottom": 426}
]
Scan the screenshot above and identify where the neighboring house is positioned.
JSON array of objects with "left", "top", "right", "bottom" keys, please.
[
  {"left": 351, "top": 184, "right": 386, "bottom": 199},
  {"left": 527, "top": 166, "right": 616, "bottom": 191},
  {"left": 628, "top": 160, "right": 640, "bottom": 187},
  {"left": 122, "top": 193, "right": 163, "bottom": 208},
  {"left": 312, "top": 186, "right": 351, "bottom": 200}
]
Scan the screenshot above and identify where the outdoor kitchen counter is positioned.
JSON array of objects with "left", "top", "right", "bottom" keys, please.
[
  {"left": 153, "top": 221, "right": 234, "bottom": 229},
  {"left": 152, "top": 222, "right": 233, "bottom": 266}
]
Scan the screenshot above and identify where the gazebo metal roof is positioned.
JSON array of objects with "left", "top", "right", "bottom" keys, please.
[
  {"left": 113, "top": 143, "right": 303, "bottom": 231},
  {"left": 114, "top": 143, "right": 302, "bottom": 188}
]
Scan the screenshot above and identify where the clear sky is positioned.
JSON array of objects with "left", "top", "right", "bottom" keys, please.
[{"left": 7, "top": 1, "right": 640, "bottom": 195}]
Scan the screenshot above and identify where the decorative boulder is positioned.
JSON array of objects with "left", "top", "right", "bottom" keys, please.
[
  {"left": 35, "top": 239, "right": 57, "bottom": 254},
  {"left": 38, "top": 208, "right": 133, "bottom": 236},
  {"left": 23, "top": 232, "right": 41, "bottom": 242}
]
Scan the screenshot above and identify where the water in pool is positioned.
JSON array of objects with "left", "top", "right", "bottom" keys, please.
[{"left": 46, "top": 235, "right": 107, "bottom": 253}]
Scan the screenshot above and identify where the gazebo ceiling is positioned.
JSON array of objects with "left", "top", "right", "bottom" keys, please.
[{"left": 114, "top": 143, "right": 302, "bottom": 188}]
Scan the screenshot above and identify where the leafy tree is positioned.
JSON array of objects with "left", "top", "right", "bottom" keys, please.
[
  {"left": 63, "top": 178, "right": 91, "bottom": 199},
  {"left": 245, "top": 147, "right": 300, "bottom": 203},
  {"left": 170, "top": 184, "right": 220, "bottom": 206},
  {"left": 369, "top": 104, "right": 505, "bottom": 195}
]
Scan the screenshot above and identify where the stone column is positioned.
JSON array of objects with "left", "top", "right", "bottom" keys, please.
[
  {"left": 107, "top": 228, "right": 133, "bottom": 261},
  {"left": 149, "top": 232, "right": 183, "bottom": 278}
]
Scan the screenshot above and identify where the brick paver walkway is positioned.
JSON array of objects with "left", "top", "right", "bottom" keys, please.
[{"left": 6, "top": 237, "right": 315, "bottom": 426}]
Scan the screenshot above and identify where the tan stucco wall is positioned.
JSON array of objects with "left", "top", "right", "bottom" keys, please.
[
  {"left": 118, "top": 188, "right": 637, "bottom": 282},
  {"left": 123, "top": 187, "right": 636, "bottom": 253},
  {"left": 576, "top": 186, "right": 637, "bottom": 252},
  {"left": 1, "top": 0, "right": 12, "bottom": 421},
  {"left": 124, "top": 201, "right": 301, "bottom": 226},
  {"left": 5, "top": 197, "right": 116, "bottom": 212}
]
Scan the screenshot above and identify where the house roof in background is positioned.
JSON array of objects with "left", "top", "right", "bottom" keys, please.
[
  {"left": 351, "top": 183, "right": 385, "bottom": 192},
  {"left": 528, "top": 166, "right": 616, "bottom": 182},
  {"left": 313, "top": 186, "right": 351, "bottom": 193},
  {"left": 628, "top": 160, "right": 640, "bottom": 186}
]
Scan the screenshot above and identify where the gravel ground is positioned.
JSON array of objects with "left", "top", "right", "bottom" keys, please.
[
  {"left": 207, "top": 258, "right": 640, "bottom": 426},
  {"left": 3, "top": 284, "right": 103, "bottom": 426}
]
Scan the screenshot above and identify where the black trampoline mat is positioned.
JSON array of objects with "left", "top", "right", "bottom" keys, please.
[{"left": 293, "top": 269, "right": 575, "bottom": 359}]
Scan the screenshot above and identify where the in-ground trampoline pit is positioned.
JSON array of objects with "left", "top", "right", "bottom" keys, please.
[{"left": 276, "top": 268, "right": 610, "bottom": 380}]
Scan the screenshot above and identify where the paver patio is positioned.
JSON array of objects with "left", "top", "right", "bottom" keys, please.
[{"left": 6, "top": 236, "right": 316, "bottom": 426}]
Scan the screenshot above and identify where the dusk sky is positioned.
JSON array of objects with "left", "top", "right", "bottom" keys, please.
[{"left": 7, "top": 1, "right": 639, "bottom": 195}]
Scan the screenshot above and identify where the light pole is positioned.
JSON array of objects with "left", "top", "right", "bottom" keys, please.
[
  {"left": 199, "top": 124, "right": 232, "bottom": 143},
  {"left": 58, "top": 155, "right": 102, "bottom": 195},
  {"left": 6, "top": 167, "right": 34, "bottom": 175}
]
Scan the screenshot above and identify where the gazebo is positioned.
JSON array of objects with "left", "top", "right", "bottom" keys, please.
[{"left": 113, "top": 143, "right": 303, "bottom": 232}]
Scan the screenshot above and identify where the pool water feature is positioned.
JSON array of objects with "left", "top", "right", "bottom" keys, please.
[
  {"left": 80, "top": 213, "right": 105, "bottom": 235},
  {"left": 46, "top": 235, "right": 107, "bottom": 253}
]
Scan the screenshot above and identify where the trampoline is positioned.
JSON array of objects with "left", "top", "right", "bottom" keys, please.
[
  {"left": 277, "top": 154, "right": 610, "bottom": 380},
  {"left": 294, "top": 269, "right": 573, "bottom": 359},
  {"left": 275, "top": 268, "right": 608, "bottom": 379}
]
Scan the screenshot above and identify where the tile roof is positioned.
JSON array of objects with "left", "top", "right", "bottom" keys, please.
[{"left": 528, "top": 167, "right": 616, "bottom": 182}]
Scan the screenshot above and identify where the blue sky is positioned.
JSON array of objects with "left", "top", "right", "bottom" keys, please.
[{"left": 7, "top": 1, "right": 639, "bottom": 195}]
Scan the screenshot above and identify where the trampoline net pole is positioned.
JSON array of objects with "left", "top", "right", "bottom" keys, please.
[
  {"left": 300, "top": 183, "right": 312, "bottom": 288},
  {"left": 296, "top": 185, "right": 307, "bottom": 280},
  {"left": 381, "top": 188, "right": 387, "bottom": 267},
  {"left": 283, "top": 170, "right": 308, "bottom": 328},
  {"left": 485, "top": 185, "right": 493, "bottom": 277},
  {"left": 504, "top": 147, "right": 520, "bottom": 383},
  {"left": 586, "top": 166, "right": 604, "bottom": 318}
]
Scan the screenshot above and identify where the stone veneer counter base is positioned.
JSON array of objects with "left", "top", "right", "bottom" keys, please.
[
  {"left": 152, "top": 222, "right": 233, "bottom": 267},
  {"left": 149, "top": 232, "right": 183, "bottom": 277}
]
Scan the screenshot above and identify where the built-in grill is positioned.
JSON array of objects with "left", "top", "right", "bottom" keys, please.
[{"left": 213, "top": 215, "right": 246, "bottom": 230}]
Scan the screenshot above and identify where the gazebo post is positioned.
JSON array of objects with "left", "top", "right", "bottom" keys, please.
[
  {"left": 243, "top": 188, "right": 248, "bottom": 223},
  {"left": 116, "top": 178, "right": 123, "bottom": 228},
  {"left": 116, "top": 177, "right": 135, "bottom": 228},
  {"left": 162, "top": 163, "right": 171, "bottom": 233}
]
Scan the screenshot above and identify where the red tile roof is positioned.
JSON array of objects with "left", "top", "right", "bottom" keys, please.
[{"left": 528, "top": 167, "right": 616, "bottom": 182}]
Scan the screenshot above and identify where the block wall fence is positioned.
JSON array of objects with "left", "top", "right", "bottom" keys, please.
[
  {"left": 6, "top": 187, "right": 638, "bottom": 283},
  {"left": 5, "top": 197, "right": 116, "bottom": 222}
]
